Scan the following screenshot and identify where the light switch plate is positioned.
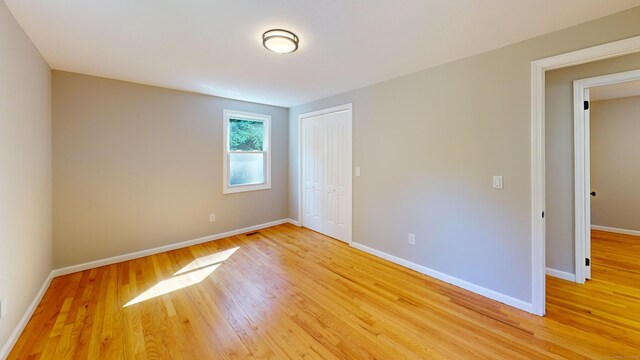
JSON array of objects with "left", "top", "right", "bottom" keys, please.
[
  {"left": 355, "top": 167, "right": 361, "bottom": 177},
  {"left": 493, "top": 176, "right": 503, "bottom": 189},
  {"left": 408, "top": 233, "right": 416, "bottom": 245}
]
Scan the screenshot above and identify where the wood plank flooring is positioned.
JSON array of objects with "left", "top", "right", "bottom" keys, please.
[{"left": 8, "top": 225, "right": 640, "bottom": 359}]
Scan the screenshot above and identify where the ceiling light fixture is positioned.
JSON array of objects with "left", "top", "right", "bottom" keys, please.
[{"left": 262, "top": 29, "right": 299, "bottom": 54}]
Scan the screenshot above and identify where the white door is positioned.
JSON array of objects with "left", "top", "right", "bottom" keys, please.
[
  {"left": 300, "top": 106, "right": 352, "bottom": 243},
  {"left": 302, "top": 117, "right": 324, "bottom": 233},
  {"left": 585, "top": 88, "right": 592, "bottom": 280},
  {"left": 324, "top": 111, "right": 352, "bottom": 242}
]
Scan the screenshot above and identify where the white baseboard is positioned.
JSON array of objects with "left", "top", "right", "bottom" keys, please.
[
  {"left": 350, "top": 242, "right": 533, "bottom": 314},
  {"left": 591, "top": 225, "right": 640, "bottom": 237},
  {"left": 287, "top": 218, "right": 301, "bottom": 227},
  {"left": 546, "top": 268, "right": 576, "bottom": 282},
  {"left": 0, "top": 272, "right": 54, "bottom": 359},
  {"left": 53, "top": 218, "right": 296, "bottom": 277}
]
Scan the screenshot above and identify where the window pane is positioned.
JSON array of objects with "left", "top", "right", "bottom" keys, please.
[
  {"left": 229, "top": 153, "right": 265, "bottom": 186},
  {"left": 229, "top": 119, "right": 264, "bottom": 151}
]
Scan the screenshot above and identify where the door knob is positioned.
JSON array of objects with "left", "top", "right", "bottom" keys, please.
[{"left": 590, "top": 191, "right": 596, "bottom": 197}]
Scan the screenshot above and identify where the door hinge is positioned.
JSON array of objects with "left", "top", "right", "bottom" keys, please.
[
  {"left": 584, "top": 101, "right": 590, "bottom": 110},
  {"left": 542, "top": 211, "right": 544, "bottom": 219},
  {"left": 585, "top": 258, "right": 590, "bottom": 266}
]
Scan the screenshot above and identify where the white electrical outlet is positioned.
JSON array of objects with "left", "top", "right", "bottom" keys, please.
[
  {"left": 0, "top": 297, "right": 6, "bottom": 320},
  {"left": 209, "top": 213, "right": 216, "bottom": 222},
  {"left": 408, "top": 233, "right": 416, "bottom": 245}
]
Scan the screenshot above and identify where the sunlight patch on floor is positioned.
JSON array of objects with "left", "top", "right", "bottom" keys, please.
[
  {"left": 124, "top": 247, "right": 239, "bottom": 307},
  {"left": 174, "top": 247, "right": 239, "bottom": 275}
]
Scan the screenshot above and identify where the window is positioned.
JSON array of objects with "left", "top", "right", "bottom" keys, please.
[{"left": 223, "top": 110, "right": 271, "bottom": 193}]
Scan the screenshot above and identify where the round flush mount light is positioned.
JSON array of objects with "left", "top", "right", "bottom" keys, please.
[{"left": 262, "top": 29, "right": 299, "bottom": 54}]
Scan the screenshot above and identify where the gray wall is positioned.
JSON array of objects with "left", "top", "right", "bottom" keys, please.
[
  {"left": 53, "top": 71, "right": 289, "bottom": 268},
  {"left": 591, "top": 96, "right": 640, "bottom": 231},
  {"left": 545, "top": 53, "right": 640, "bottom": 274},
  {"left": 289, "top": 7, "right": 640, "bottom": 303},
  {"left": 0, "top": 1, "right": 52, "bottom": 352}
]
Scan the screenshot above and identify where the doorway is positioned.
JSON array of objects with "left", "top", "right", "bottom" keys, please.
[
  {"left": 573, "top": 69, "right": 640, "bottom": 283},
  {"left": 530, "top": 35, "right": 640, "bottom": 316},
  {"left": 298, "top": 104, "right": 353, "bottom": 243},
  {"left": 544, "top": 75, "right": 640, "bottom": 338}
]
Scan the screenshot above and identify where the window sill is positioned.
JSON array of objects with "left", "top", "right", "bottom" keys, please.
[{"left": 223, "top": 183, "right": 271, "bottom": 194}]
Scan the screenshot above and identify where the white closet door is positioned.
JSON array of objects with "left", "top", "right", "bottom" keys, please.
[
  {"left": 301, "top": 106, "right": 352, "bottom": 243},
  {"left": 302, "top": 118, "right": 323, "bottom": 233},
  {"left": 323, "top": 111, "right": 352, "bottom": 243}
]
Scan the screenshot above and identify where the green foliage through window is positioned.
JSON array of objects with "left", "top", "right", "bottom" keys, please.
[{"left": 229, "top": 119, "right": 264, "bottom": 151}]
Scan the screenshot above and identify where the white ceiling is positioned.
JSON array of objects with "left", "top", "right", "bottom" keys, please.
[
  {"left": 591, "top": 80, "right": 640, "bottom": 101},
  {"left": 6, "top": 0, "right": 640, "bottom": 107}
]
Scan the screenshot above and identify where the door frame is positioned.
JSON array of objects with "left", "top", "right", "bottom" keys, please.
[
  {"left": 298, "top": 103, "right": 353, "bottom": 243},
  {"left": 530, "top": 35, "right": 640, "bottom": 316},
  {"left": 573, "top": 68, "right": 640, "bottom": 284}
]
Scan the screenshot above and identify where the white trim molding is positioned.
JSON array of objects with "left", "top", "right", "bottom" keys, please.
[
  {"left": 53, "top": 219, "right": 296, "bottom": 277},
  {"left": 0, "top": 272, "right": 54, "bottom": 359},
  {"left": 530, "top": 35, "right": 640, "bottom": 316},
  {"left": 530, "top": 60, "right": 546, "bottom": 316},
  {"left": 546, "top": 268, "right": 576, "bottom": 282},
  {"left": 592, "top": 225, "right": 640, "bottom": 237},
  {"left": 351, "top": 242, "right": 533, "bottom": 313}
]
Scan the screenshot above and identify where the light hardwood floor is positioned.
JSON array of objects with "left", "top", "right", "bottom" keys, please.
[{"left": 8, "top": 225, "right": 640, "bottom": 359}]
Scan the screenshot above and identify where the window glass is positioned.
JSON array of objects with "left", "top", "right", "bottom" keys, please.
[
  {"left": 229, "top": 153, "right": 265, "bottom": 186},
  {"left": 229, "top": 119, "right": 264, "bottom": 151}
]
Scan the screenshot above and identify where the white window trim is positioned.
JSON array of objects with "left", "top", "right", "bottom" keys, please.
[{"left": 223, "top": 109, "right": 271, "bottom": 194}]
